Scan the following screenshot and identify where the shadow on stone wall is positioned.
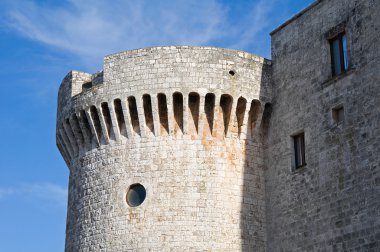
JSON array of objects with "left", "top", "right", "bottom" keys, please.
[{"left": 240, "top": 61, "right": 272, "bottom": 251}]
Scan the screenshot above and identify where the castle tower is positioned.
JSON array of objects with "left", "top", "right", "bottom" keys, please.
[{"left": 56, "top": 46, "right": 272, "bottom": 251}]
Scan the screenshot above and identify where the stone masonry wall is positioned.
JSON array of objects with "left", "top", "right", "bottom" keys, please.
[
  {"left": 267, "top": 0, "right": 380, "bottom": 251},
  {"left": 57, "top": 46, "right": 272, "bottom": 251}
]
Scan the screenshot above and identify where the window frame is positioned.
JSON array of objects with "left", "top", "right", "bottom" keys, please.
[
  {"left": 293, "top": 132, "right": 306, "bottom": 169},
  {"left": 329, "top": 32, "right": 348, "bottom": 76}
]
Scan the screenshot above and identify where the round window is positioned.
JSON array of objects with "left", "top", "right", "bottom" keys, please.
[{"left": 126, "top": 183, "right": 146, "bottom": 207}]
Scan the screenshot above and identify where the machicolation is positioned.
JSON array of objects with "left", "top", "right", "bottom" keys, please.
[{"left": 57, "top": 90, "right": 269, "bottom": 159}]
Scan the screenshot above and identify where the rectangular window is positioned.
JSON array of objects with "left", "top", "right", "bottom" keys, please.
[
  {"left": 330, "top": 33, "right": 348, "bottom": 76},
  {"left": 332, "top": 105, "right": 344, "bottom": 124},
  {"left": 293, "top": 133, "right": 306, "bottom": 169}
]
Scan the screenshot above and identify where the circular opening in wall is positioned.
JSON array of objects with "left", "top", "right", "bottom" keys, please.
[
  {"left": 126, "top": 183, "right": 146, "bottom": 207},
  {"left": 229, "top": 70, "right": 236, "bottom": 76}
]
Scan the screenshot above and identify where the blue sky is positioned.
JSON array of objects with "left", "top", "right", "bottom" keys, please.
[{"left": 0, "top": 0, "right": 314, "bottom": 251}]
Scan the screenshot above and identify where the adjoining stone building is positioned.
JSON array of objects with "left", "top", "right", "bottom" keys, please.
[{"left": 56, "top": 0, "right": 380, "bottom": 251}]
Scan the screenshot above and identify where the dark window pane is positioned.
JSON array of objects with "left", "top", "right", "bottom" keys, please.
[
  {"left": 332, "top": 39, "right": 342, "bottom": 75},
  {"left": 330, "top": 32, "right": 348, "bottom": 76},
  {"left": 294, "top": 133, "right": 305, "bottom": 169}
]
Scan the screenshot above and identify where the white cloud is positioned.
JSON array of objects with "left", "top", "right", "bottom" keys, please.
[
  {"left": 0, "top": 183, "right": 67, "bottom": 207},
  {"left": 2, "top": 0, "right": 300, "bottom": 70},
  {"left": 4, "top": 0, "right": 228, "bottom": 69}
]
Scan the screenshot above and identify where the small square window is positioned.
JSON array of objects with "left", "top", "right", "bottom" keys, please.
[
  {"left": 332, "top": 106, "right": 344, "bottom": 124},
  {"left": 293, "top": 133, "right": 306, "bottom": 169},
  {"left": 329, "top": 33, "right": 348, "bottom": 76}
]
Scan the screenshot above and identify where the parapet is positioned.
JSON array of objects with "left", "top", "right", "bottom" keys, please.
[{"left": 56, "top": 46, "right": 272, "bottom": 167}]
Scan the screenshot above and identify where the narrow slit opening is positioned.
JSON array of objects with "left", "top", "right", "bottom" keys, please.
[
  {"left": 143, "top": 94, "right": 154, "bottom": 134},
  {"left": 173, "top": 92, "right": 183, "bottom": 133},
  {"left": 114, "top": 99, "right": 127, "bottom": 137},
  {"left": 128, "top": 96, "right": 140, "bottom": 134},
  {"left": 220, "top": 94, "right": 233, "bottom": 136},
  {"left": 248, "top": 100, "right": 262, "bottom": 133},
  {"left": 90, "top": 106, "right": 103, "bottom": 142},
  {"left": 205, "top": 93, "right": 215, "bottom": 133},
  {"left": 157, "top": 93, "right": 169, "bottom": 134},
  {"left": 236, "top": 97, "right": 247, "bottom": 136},
  {"left": 101, "top": 102, "right": 112, "bottom": 138},
  {"left": 188, "top": 92, "right": 200, "bottom": 133},
  {"left": 82, "top": 81, "right": 92, "bottom": 91}
]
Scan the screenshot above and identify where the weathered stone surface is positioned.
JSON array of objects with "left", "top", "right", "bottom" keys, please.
[
  {"left": 267, "top": 0, "right": 380, "bottom": 251},
  {"left": 57, "top": 47, "right": 271, "bottom": 251},
  {"left": 56, "top": 0, "right": 380, "bottom": 251}
]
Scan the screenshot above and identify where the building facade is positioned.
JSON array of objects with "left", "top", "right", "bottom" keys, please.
[{"left": 56, "top": 0, "right": 380, "bottom": 251}]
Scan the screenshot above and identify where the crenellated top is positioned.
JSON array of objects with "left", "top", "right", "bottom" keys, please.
[{"left": 56, "top": 46, "right": 272, "bottom": 166}]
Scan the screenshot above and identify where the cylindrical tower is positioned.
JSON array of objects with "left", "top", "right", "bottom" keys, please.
[{"left": 56, "top": 46, "right": 272, "bottom": 251}]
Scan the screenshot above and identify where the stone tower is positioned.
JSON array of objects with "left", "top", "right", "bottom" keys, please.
[
  {"left": 56, "top": 47, "right": 272, "bottom": 251},
  {"left": 57, "top": 0, "right": 380, "bottom": 251}
]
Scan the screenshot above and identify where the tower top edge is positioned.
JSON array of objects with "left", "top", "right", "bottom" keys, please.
[
  {"left": 104, "top": 45, "right": 271, "bottom": 63},
  {"left": 56, "top": 45, "right": 273, "bottom": 117},
  {"left": 58, "top": 46, "right": 271, "bottom": 97}
]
